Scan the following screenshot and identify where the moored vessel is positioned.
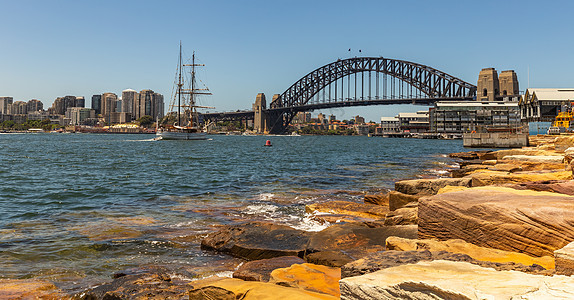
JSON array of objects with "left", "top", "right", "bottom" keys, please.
[{"left": 157, "top": 43, "right": 213, "bottom": 140}]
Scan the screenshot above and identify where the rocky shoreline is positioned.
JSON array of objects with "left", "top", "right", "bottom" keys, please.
[{"left": 5, "top": 134, "right": 574, "bottom": 298}]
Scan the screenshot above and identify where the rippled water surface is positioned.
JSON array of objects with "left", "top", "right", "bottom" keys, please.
[{"left": 0, "top": 133, "right": 465, "bottom": 292}]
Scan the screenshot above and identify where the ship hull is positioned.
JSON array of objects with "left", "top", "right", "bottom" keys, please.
[{"left": 156, "top": 131, "right": 207, "bottom": 140}]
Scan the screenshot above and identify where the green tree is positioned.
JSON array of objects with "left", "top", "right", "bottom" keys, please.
[{"left": 137, "top": 115, "right": 154, "bottom": 128}]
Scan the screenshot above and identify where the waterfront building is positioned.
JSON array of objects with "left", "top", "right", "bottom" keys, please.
[
  {"left": 66, "top": 107, "right": 96, "bottom": 125},
  {"left": 27, "top": 110, "right": 49, "bottom": 121},
  {"left": 398, "top": 111, "right": 430, "bottom": 133},
  {"left": 27, "top": 99, "right": 43, "bottom": 112},
  {"left": 354, "top": 115, "right": 365, "bottom": 124},
  {"left": 329, "top": 114, "right": 336, "bottom": 123},
  {"left": 520, "top": 88, "right": 574, "bottom": 122},
  {"left": 430, "top": 101, "right": 521, "bottom": 133},
  {"left": 122, "top": 89, "right": 137, "bottom": 116},
  {"left": 354, "top": 124, "right": 369, "bottom": 135},
  {"left": 0, "top": 97, "right": 13, "bottom": 115},
  {"left": 380, "top": 116, "right": 400, "bottom": 134},
  {"left": 110, "top": 112, "right": 132, "bottom": 124},
  {"left": 91, "top": 95, "right": 102, "bottom": 115}
]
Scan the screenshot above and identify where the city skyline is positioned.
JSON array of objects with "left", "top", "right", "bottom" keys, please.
[{"left": 2, "top": 0, "right": 574, "bottom": 121}]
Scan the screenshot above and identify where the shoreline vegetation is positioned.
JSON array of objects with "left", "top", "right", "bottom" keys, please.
[{"left": 4, "top": 135, "right": 574, "bottom": 298}]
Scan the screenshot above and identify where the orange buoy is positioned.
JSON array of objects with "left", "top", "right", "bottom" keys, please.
[{"left": 264, "top": 140, "right": 272, "bottom": 147}]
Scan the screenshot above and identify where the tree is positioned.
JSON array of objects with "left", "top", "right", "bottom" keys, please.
[{"left": 137, "top": 115, "right": 154, "bottom": 128}]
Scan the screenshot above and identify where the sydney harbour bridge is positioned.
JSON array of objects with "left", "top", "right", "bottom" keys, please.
[{"left": 202, "top": 57, "right": 477, "bottom": 134}]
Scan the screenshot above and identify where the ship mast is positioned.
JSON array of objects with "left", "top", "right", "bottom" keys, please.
[{"left": 177, "top": 42, "right": 183, "bottom": 126}]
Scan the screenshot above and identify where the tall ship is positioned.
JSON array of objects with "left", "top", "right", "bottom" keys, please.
[{"left": 157, "top": 44, "right": 213, "bottom": 140}]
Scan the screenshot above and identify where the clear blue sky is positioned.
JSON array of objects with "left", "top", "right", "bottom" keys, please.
[{"left": 2, "top": 0, "right": 573, "bottom": 122}]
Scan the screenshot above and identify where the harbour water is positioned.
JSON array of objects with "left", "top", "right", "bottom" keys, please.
[{"left": 0, "top": 133, "right": 466, "bottom": 293}]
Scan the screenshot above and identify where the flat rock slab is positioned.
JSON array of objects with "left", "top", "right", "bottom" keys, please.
[
  {"left": 340, "top": 260, "right": 574, "bottom": 300},
  {"left": 419, "top": 186, "right": 574, "bottom": 257},
  {"left": 394, "top": 177, "right": 471, "bottom": 196},
  {"left": 191, "top": 278, "right": 338, "bottom": 300},
  {"left": 506, "top": 180, "right": 574, "bottom": 196},
  {"left": 306, "top": 223, "right": 417, "bottom": 262},
  {"left": 270, "top": 263, "right": 341, "bottom": 297},
  {"left": 469, "top": 170, "right": 572, "bottom": 187},
  {"left": 341, "top": 250, "right": 549, "bottom": 279},
  {"left": 233, "top": 256, "right": 305, "bottom": 282},
  {"left": 555, "top": 241, "right": 574, "bottom": 276},
  {"left": 201, "top": 222, "right": 312, "bottom": 260},
  {"left": 77, "top": 271, "right": 193, "bottom": 299},
  {"left": 502, "top": 154, "right": 564, "bottom": 163},
  {"left": 386, "top": 236, "right": 555, "bottom": 269},
  {"left": 306, "top": 201, "right": 389, "bottom": 220},
  {"left": 0, "top": 279, "right": 69, "bottom": 299}
]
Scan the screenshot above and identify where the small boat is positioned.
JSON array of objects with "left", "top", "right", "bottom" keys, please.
[{"left": 157, "top": 43, "right": 214, "bottom": 140}]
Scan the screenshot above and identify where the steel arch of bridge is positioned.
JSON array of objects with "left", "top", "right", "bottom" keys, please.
[{"left": 267, "top": 57, "right": 477, "bottom": 133}]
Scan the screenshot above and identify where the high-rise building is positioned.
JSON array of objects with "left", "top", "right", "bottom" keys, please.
[
  {"left": 122, "top": 89, "right": 137, "bottom": 116},
  {"left": 49, "top": 95, "right": 83, "bottom": 115},
  {"left": 27, "top": 99, "right": 43, "bottom": 112},
  {"left": 134, "top": 90, "right": 164, "bottom": 121},
  {"left": 75, "top": 96, "right": 85, "bottom": 108},
  {"left": 153, "top": 92, "right": 164, "bottom": 120},
  {"left": 0, "top": 97, "right": 13, "bottom": 115},
  {"left": 91, "top": 95, "right": 102, "bottom": 115},
  {"left": 101, "top": 92, "right": 118, "bottom": 121},
  {"left": 12, "top": 101, "right": 27, "bottom": 115}
]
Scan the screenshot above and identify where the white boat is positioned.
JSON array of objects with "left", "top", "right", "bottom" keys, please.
[{"left": 157, "top": 43, "right": 214, "bottom": 141}]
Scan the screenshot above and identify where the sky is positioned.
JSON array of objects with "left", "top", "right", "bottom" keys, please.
[{"left": 1, "top": 0, "right": 574, "bottom": 122}]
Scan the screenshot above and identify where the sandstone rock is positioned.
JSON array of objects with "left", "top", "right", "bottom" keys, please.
[
  {"left": 363, "top": 193, "right": 389, "bottom": 206},
  {"left": 385, "top": 236, "right": 555, "bottom": 269},
  {"left": 305, "top": 201, "right": 389, "bottom": 221},
  {"left": 436, "top": 185, "right": 468, "bottom": 194},
  {"left": 270, "top": 263, "right": 340, "bottom": 297},
  {"left": 339, "top": 260, "right": 574, "bottom": 300},
  {"left": 77, "top": 271, "right": 193, "bottom": 299},
  {"left": 191, "top": 278, "right": 338, "bottom": 300},
  {"left": 494, "top": 148, "right": 562, "bottom": 160},
  {"left": 476, "top": 151, "right": 497, "bottom": 160},
  {"left": 189, "top": 286, "right": 236, "bottom": 300},
  {"left": 554, "top": 135, "right": 574, "bottom": 151},
  {"left": 388, "top": 191, "right": 419, "bottom": 211},
  {"left": 394, "top": 177, "right": 471, "bottom": 196},
  {"left": 0, "top": 279, "right": 69, "bottom": 299},
  {"left": 383, "top": 205, "right": 417, "bottom": 226},
  {"left": 555, "top": 241, "right": 574, "bottom": 276},
  {"left": 341, "top": 250, "right": 549, "bottom": 278},
  {"left": 469, "top": 170, "right": 572, "bottom": 187},
  {"left": 305, "top": 250, "right": 354, "bottom": 267},
  {"left": 201, "top": 222, "right": 312, "bottom": 260},
  {"left": 506, "top": 180, "right": 574, "bottom": 196},
  {"left": 233, "top": 256, "right": 305, "bottom": 282},
  {"left": 458, "top": 158, "right": 483, "bottom": 167},
  {"left": 418, "top": 186, "right": 574, "bottom": 257},
  {"left": 495, "top": 159, "right": 566, "bottom": 171},
  {"left": 306, "top": 223, "right": 418, "bottom": 262},
  {"left": 502, "top": 154, "right": 565, "bottom": 164},
  {"left": 449, "top": 151, "right": 479, "bottom": 160}
]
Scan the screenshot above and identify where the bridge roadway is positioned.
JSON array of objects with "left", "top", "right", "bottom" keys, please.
[{"left": 201, "top": 96, "right": 474, "bottom": 122}]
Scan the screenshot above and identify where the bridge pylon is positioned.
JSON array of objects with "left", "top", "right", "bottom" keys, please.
[{"left": 252, "top": 93, "right": 268, "bottom": 134}]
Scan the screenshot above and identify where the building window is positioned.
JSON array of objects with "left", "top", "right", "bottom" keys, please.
[{"left": 483, "top": 89, "right": 487, "bottom": 97}]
